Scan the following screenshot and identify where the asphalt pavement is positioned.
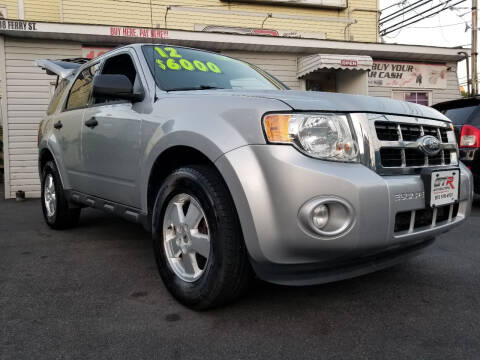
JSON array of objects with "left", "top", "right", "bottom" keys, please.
[{"left": 1, "top": 186, "right": 479, "bottom": 360}]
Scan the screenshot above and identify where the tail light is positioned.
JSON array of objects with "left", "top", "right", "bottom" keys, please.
[{"left": 459, "top": 124, "right": 480, "bottom": 148}]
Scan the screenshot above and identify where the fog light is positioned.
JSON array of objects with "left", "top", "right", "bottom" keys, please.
[
  {"left": 312, "top": 204, "right": 329, "bottom": 229},
  {"left": 298, "top": 196, "right": 355, "bottom": 238}
]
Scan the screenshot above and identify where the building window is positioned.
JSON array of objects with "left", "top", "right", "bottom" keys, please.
[{"left": 392, "top": 91, "right": 432, "bottom": 106}]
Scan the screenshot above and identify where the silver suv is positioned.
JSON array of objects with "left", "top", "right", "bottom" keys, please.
[{"left": 37, "top": 44, "right": 473, "bottom": 309}]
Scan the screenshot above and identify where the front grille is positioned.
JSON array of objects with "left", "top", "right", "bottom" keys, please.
[
  {"left": 375, "top": 121, "right": 450, "bottom": 144},
  {"left": 373, "top": 118, "right": 457, "bottom": 174},
  {"left": 376, "top": 122, "right": 400, "bottom": 141},
  {"left": 394, "top": 203, "right": 459, "bottom": 233},
  {"left": 405, "top": 148, "right": 425, "bottom": 167},
  {"left": 380, "top": 148, "right": 402, "bottom": 167},
  {"left": 380, "top": 148, "right": 452, "bottom": 168},
  {"left": 400, "top": 124, "right": 422, "bottom": 141}
]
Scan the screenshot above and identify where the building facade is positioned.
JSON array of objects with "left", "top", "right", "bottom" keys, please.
[{"left": 0, "top": 0, "right": 464, "bottom": 198}]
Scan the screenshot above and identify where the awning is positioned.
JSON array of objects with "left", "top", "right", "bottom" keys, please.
[{"left": 297, "top": 54, "right": 373, "bottom": 78}]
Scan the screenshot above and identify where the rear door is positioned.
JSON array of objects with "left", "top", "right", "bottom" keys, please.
[
  {"left": 81, "top": 50, "right": 145, "bottom": 208},
  {"left": 51, "top": 64, "right": 99, "bottom": 191}
]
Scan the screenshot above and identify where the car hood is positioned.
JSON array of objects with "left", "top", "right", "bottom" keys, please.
[{"left": 184, "top": 90, "right": 449, "bottom": 122}]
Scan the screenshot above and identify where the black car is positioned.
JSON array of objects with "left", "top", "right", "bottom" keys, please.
[{"left": 433, "top": 97, "right": 480, "bottom": 193}]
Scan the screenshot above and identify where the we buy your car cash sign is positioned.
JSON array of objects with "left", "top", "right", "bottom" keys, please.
[{"left": 368, "top": 60, "right": 447, "bottom": 89}]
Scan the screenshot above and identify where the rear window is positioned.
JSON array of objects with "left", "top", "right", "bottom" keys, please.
[
  {"left": 444, "top": 106, "right": 479, "bottom": 126},
  {"left": 47, "top": 78, "right": 70, "bottom": 115}
]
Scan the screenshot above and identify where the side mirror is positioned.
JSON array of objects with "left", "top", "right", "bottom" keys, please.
[{"left": 92, "top": 74, "right": 144, "bottom": 102}]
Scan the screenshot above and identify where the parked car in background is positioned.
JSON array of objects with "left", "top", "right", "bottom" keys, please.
[
  {"left": 433, "top": 97, "right": 480, "bottom": 193},
  {"left": 36, "top": 44, "right": 473, "bottom": 310}
]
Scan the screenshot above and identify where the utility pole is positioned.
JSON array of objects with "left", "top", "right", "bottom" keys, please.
[
  {"left": 472, "top": 0, "right": 478, "bottom": 95},
  {"left": 459, "top": 51, "right": 471, "bottom": 96}
]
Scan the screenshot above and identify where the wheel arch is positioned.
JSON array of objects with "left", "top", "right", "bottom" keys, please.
[
  {"left": 39, "top": 147, "right": 55, "bottom": 174},
  {"left": 146, "top": 145, "right": 231, "bottom": 219},
  {"left": 38, "top": 146, "right": 70, "bottom": 191}
]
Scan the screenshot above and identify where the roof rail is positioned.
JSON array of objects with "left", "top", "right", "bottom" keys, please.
[{"left": 59, "top": 57, "right": 91, "bottom": 64}]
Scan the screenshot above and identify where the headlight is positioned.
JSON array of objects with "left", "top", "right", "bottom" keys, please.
[{"left": 263, "top": 113, "right": 359, "bottom": 162}]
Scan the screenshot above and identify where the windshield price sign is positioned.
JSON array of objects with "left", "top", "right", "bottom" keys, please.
[{"left": 154, "top": 47, "right": 222, "bottom": 74}]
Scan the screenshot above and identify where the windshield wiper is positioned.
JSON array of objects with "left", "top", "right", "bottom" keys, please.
[{"left": 166, "top": 85, "right": 225, "bottom": 92}]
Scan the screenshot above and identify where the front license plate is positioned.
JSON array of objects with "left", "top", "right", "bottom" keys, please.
[{"left": 429, "top": 169, "right": 459, "bottom": 207}]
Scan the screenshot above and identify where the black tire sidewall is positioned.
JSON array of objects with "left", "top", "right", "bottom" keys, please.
[
  {"left": 40, "top": 160, "right": 80, "bottom": 229},
  {"left": 152, "top": 168, "right": 231, "bottom": 306}
]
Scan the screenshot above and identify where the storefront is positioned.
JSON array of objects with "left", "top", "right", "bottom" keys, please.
[{"left": 0, "top": 19, "right": 466, "bottom": 198}]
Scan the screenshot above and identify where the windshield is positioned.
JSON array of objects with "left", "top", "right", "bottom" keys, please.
[{"left": 142, "top": 45, "right": 287, "bottom": 92}]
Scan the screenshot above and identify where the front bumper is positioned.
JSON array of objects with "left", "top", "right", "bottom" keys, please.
[{"left": 215, "top": 145, "right": 473, "bottom": 285}]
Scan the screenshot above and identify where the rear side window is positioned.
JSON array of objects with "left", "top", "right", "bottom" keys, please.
[
  {"left": 47, "top": 78, "right": 69, "bottom": 115},
  {"left": 65, "top": 65, "right": 98, "bottom": 111},
  {"left": 444, "top": 106, "right": 479, "bottom": 126}
]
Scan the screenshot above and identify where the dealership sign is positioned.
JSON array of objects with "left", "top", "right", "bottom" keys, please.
[
  {"left": 220, "top": 0, "right": 347, "bottom": 8},
  {"left": 0, "top": 19, "right": 169, "bottom": 40},
  {"left": 368, "top": 61, "right": 447, "bottom": 89}
]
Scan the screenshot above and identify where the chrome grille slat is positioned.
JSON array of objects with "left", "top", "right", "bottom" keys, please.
[
  {"left": 401, "top": 149, "right": 406, "bottom": 168},
  {"left": 437, "top": 128, "right": 446, "bottom": 165},
  {"left": 409, "top": 210, "right": 415, "bottom": 233},
  {"left": 432, "top": 207, "right": 438, "bottom": 227}
]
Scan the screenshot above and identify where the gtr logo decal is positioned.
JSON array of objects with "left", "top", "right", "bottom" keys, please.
[
  {"left": 434, "top": 175, "right": 456, "bottom": 189},
  {"left": 417, "top": 135, "right": 441, "bottom": 156}
]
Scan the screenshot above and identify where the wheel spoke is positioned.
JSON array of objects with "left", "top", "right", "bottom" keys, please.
[
  {"left": 189, "top": 230, "right": 210, "bottom": 258},
  {"left": 182, "top": 252, "right": 201, "bottom": 276},
  {"left": 165, "top": 235, "right": 182, "bottom": 258},
  {"left": 185, "top": 202, "right": 203, "bottom": 228},
  {"left": 48, "top": 175, "right": 54, "bottom": 192},
  {"left": 170, "top": 202, "right": 185, "bottom": 226}
]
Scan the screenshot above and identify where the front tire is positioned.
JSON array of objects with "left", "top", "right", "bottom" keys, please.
[
  {"left": 152, "top": 165, "right": 251, "bottom": 310},
  {"left": 41, "top": 160, "right": 81, "bottom": 229}
]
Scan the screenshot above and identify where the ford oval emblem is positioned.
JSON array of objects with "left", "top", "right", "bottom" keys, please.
[{"left": 417, "top": 135, "right": 441, "bottom": 156}]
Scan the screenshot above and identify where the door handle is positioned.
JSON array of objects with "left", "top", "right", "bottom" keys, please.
[
  {"left": 85, "top": 117, "right": 98, "bottom": 128},
  {"left": 53, "top": 120, "right": 63, "bottom": 130}
]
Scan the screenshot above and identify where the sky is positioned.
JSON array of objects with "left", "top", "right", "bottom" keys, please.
[{"left": 379, "top": 0, "right": 473, "bottom": 88}]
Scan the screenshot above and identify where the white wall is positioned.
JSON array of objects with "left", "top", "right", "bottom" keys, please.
[
  {"left": 1, "top": 37, "right": 81, "bottom": 199},
  {"left": 336, "top": 70, "right": 368, "bottom": 95}
]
